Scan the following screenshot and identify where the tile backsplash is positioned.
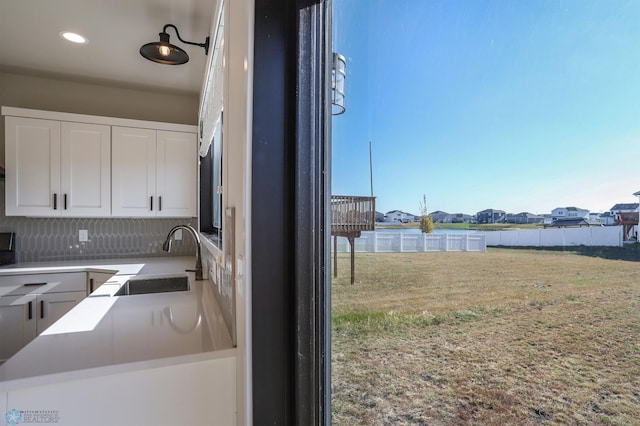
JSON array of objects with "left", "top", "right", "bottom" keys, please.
[{"left": 0, "top": 180, "right": 195, "bottom": 262}]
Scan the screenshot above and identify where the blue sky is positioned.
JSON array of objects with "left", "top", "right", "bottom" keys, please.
[{"left": 331, "top": 0, "right": 640, "bottom": 216}]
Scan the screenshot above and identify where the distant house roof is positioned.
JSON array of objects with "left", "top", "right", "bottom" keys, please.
[
  {"left": 477, "top": 209, "right": 505, "bottom": 214},
  {"left": 552, "top": 206, "right": 589, "bottom": 214},
  {"left": 516, "top": 212, "right": 544, "bottom": 218},
  {"left": 600, "top": 211, "right": 615, "bottom": 217},
  {"left": 546, "top": 217, "right": 600, "bottom": 227},
  {"left": 431, "top": 210, "right": 448, "bottom": 215},
  {"left": 564, "top": 206, "right": 585, "bottom": 211},
  {"left": 610, "top": 203, "right": 639, "bottom": 211},
  {"left": 385, "top": 210, "right": 417, "bottom": 216}
]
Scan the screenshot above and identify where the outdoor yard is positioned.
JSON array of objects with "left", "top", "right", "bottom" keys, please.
[{"left": 331, "top": 248, "right": 640, "bottom": 425}]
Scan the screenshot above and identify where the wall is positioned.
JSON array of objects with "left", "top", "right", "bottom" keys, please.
[
  {"left": 221, "top": 0, "right": 253, "bottom": 423},
  {"left": 0, "top": 69, "right": 199, "bottom": 168},
  {"left": 0, "top": 70, "right": 201, "bottom": 262}
]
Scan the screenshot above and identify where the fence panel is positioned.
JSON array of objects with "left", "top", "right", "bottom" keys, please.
[
  {"left": 336, "top": 226, "right": 624, "bottom": 253},
  {"left": 425, "top": 235, "right": 446, "bottom": 251},
  {"left": 334, "top": 232, "right": 487, "bottom": 253},
  {"left": 485, "top": 226, "right": 623, "bottom": 247}
]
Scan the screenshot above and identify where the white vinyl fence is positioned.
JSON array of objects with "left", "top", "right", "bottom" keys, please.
[
  {"left": 334, "top": 231, "right": 487, "bottom": 253},
  {"left": 484, "top": 226, "right": 623, "bottom": 247}
]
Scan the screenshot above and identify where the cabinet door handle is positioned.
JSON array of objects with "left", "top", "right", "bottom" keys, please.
[
  {"left": 159, "top": 196, "right": 162, "bottom": 211},
  {"left": 24, "top": 282, "right": 47, "bottom": 287},
  {"left": 40, "top": 300, "right": 44, "bottom": 319},
  {"left": 150, "top": 196, "right": 154, "bottom": 211},
  {"left": 28, "top": 301, "right": 33, "bottom": 320},
  {"left": 64, "top": 193, "right": 68, "bottom": 210},
  {"left": 90, "top": 278, "right": 94, "bottom": 293},
  {"left": 53, "top": 193, "right": 58, "bottom": 210}
]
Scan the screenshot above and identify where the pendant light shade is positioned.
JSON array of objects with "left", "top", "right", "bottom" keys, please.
[{"left": 140, "top": 24, "right": 209, "bottom": 65}]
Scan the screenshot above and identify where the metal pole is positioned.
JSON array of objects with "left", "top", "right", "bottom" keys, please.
[{"left": 369, "top": 141, "right": 374, "bottom": 197}]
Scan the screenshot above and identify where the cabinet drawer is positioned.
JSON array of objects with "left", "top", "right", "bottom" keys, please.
[{"left": 0, "top": 272, "right": 86, "bottom": 297}]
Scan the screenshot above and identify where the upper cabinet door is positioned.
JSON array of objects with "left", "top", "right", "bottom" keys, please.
[
  {"left": 111, "top": 126, "right": 157, "bottom": 217},
  {"left": 5, "top": 117, "right": 61, "bottom": 216},
  {"left": 60, "top": 122, "right": 111, "bottom": 217},
  {"left": 156, "top": 130, "right": 197, "bottom": 217}
]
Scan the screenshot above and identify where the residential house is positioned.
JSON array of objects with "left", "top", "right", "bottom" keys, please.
[
  {"left": 476, "top": 209, "right": 506, "bottom": 224},
  {"left": 613, "top": 201, "right": 639, "bottom": 241},
  {"left": 545, "top": 217, "right": 601, "bottom": 228},
  {"left": 375, "top": 211, "right": 386, "bottom": 222},
  {"left": 610, "top": 203, "right": 639, "bottom": 216},
  {"left": 430, "top": 210, "right": 449, "bottom": 223},
  {"left": 588, "top": 213, "right": 602, "bottom": 223},
  {"left": 385, "top": 210, "right": 418, "bottom": 223},
  {"left": 551, "top": 206, "right": 590, "bottom": 221},
  {"left": 444, "top": 213, "right": 474, "bottom": 223},
  {"left": 504, "top": 212, "right": 545, "bottom": 224},
  {"left": 598, "top": 203, "right": 639, "bottom": 226},
  {"left": 599, "top": 211, "right": 617, "bottom": 226}
]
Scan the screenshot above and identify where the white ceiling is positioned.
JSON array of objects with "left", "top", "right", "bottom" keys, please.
[{"left": 0, "top": 0, "right": 215, "bottom": 95}]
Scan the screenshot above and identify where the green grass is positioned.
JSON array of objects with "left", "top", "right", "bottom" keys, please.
[{"left": 331, "top": 248, "right": 640, "bottom": 425}]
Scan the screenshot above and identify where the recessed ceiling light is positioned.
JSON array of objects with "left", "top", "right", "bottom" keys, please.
[{"left": 60, "top": 31, "right": 88, "bottom": 44}]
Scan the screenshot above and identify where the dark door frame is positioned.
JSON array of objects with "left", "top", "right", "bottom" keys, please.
[{"left": 251, "top": 0, "right": 332, "bottom": 424}]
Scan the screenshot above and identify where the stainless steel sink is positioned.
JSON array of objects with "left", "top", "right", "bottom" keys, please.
[{"left": 114, "top": 275, "right": 189, "bottom": 296}]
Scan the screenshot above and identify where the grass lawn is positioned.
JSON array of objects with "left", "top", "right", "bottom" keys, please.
[{"left": 331, "top": 248, "right": 640, "bottom": 425}]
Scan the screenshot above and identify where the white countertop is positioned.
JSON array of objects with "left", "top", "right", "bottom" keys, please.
[
  {"left": 0, "top": 256, "right": 198, "bottom": 276},
  {"left": 0, "top": 257, "right": 234, "bottom": 391}
]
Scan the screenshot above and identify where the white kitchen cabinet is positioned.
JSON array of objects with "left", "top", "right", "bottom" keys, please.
[
  {"left": 4, "top": 116, "right": 61, "bottom": 216},
  {"left": 60, "top": 122, "right": 111, "bottom": 216},
  {"left": 112, "top": 126, "right": 197, "bottom": 217},
  {"left": 0, "top": 294, "right": 37, "bottom": 363},
  {"left": 36, "top": 291, "right": 86, "bottom": 334},
  {"left": 0, "top": 272, "right": 87, "bottom": 362},
  {"left": 156, "top": 130, "right": 198, "bottom": 217},
  {"left": 87, "top": 271, "right": 116, "bottom": 294},
  {"left": 5, "top": 117, "right": 111, "bottom": 217}
]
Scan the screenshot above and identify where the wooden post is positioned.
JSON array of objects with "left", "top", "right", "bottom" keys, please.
[
  {"left": 333, "top": 235, "right": 338, "bottom": 278},
  {"left": 348, "top": 236, "right": 355, "bottom": 285}
]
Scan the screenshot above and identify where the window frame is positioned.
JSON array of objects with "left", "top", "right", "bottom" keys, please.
[{"left": 251, "top": 0, "right": 332, "bottom": 424}]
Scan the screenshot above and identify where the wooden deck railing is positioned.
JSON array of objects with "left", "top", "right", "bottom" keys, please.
[{"left": 331, "top": 195, "right": 376, "bottom": 235}]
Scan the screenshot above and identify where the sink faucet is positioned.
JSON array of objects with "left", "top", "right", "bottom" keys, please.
[{"left": 163, "top": 225, "right": 204, "bottom": 280}]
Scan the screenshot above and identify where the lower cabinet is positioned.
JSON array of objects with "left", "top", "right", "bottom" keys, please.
[
  {"left": 87, "top": 271, "right": 116, "bottom": 294},
  {"left": 0, "top": 294, "right": 37, "bottom": 363},
  {"left": 36, "top": 291, "right": 86, "bottom": 334},
  {"left": 0, "top": 272, "right": 87, "bottom": 363}
]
